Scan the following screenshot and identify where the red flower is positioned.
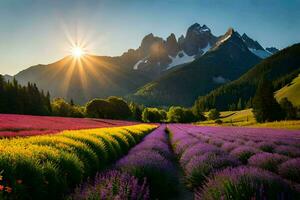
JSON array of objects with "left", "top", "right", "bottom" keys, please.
[{"left": 5, "top": 186, "right": 12, "bottom": 193}]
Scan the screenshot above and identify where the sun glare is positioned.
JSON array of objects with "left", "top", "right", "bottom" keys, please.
[{"left": 71, "top": 47, "right": 84, "bottom": 58}]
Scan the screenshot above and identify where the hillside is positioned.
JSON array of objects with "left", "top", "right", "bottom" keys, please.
[
  {"left": 15, "top": 55, "right": 152, "bottom": 104},
  {"left": 132, "top": 29, "right": 261, "bottom": 106},
  {"left": 198, "top": 109, "right": 300, "bottom": 130},
  {"left": 275, "top": 73, "right": 300, "bottom": 106},
  {"left": 194, "top": 43, "right": 300, "bottom": 111}
]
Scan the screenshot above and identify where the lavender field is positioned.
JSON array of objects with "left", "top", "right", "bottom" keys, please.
[{"left": 70, "top": 124, "right": 300, "bottom": 200}]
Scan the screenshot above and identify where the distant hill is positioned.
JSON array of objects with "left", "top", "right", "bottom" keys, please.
[
  {"left": 275, "top": 73, "right": 300, "bottom": 107},
  {"left": 194, "top": 43, "right": 300, "bottom": 111},
  {"left": 14, "top": 55, "right": 154, "bottom": 104},
  {"left": 131, "top": 28, "right": 261, "bottom": 106}
]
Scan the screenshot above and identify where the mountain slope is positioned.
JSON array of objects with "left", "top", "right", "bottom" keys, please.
[
  {"left": 275, "top": 73, "right": 300, "bottom": 106},
  {"left": 132, "top": 29, "right": 261, "bottom": 106},
  {"left": 194, "top": 43, "right": 300, "bottom": 111},
  {"left": 15, "top": 55, "right": 152, "bottom": 104}
]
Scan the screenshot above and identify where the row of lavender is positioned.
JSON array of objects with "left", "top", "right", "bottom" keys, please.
[
  {"left": 168, "top": 124, "right": 300, "bottom": 199},
  {"left": 71, "top": 125, "right": 179, "bottom": 200},
  {"left": 69, "top": 124, "right": 300, "bottom": 199}
]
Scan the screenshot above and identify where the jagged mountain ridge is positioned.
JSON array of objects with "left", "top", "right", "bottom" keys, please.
[
  {"left": 12, "top": 23, "right": 278, "bottom": 104},
  {"left": 131, "top": 28, "right": 262, "bottom": 106}
]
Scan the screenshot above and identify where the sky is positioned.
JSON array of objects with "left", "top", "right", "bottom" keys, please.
[{"left": 0, "top": 0, "right": 299, "bottom": 75}]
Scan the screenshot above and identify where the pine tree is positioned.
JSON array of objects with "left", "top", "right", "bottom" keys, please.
[
  {"left": 280, "top": 98, "right": 297, "bottom": 119},
  {"left": 237, "top": 98, "right": 243, "bottom": 110},
  {"left": 252, "top": 79, "right": 284, "bottom": 123}
]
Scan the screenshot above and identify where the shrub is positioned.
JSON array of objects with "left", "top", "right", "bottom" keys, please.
[
  {"left": 280, "top": 97, "right": 297, "bottom": 119},
  {"left": 230, "top": 146, "right": 259, "bottom": 164},
  {"left": 117, "top": 151, "right": 177, "bottom": 199},
  {"left": 167, "top": 106, "right": 198, "bottom": 123},
  {"left": 185, "top": 153, "right": 239, "bottom": 188},
  {"left": 275, "top": 145, "right": 300, "bottom": 157},
  {"left": 85, "top": 97, "right": 132, "bottom": 119},
  {"left": 208, "top": 109, "right": 220, "bottom": 120},
  {"left": 214, "top": 119, "right": 222, "bottom": 124},
  {"left": 248, "top": 152, "right": 289, "bottom": 172},
  {"left": 180, "top": 143, "right": 225, "bottom": 167},
  {"left": 196, "top": 167, "right": 299, "bottom": 200},
  {"left": 252, "top": 79, "right": 284, "bottom": 123},
  {"left": 70, "top": 170, "right": 149, "bottom": 200},
  {"left": 256, "top": 141, "right": 276, "bottom": 153},
  {"left": 142, "top": 108, "right": 166, "bottom": 122},
  {"left": 221, "top": 142, "right": 238, "bottom": 152},
  {"left": 278, "top": 158, "right": 300, "bottom": 183}
]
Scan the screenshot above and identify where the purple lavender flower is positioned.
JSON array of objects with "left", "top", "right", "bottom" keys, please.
[
  {"left": 184, "top": 153, "right": 240, "bottom": 188},
  {"left": 230, "top": 146, "right": 260, "bottom": 164},
  {"left": 255, "top": 141, "right": 276, "bottom": 153},
  {"left": 180, "top": 143, "right": 225, "bottom": 167},
  {"left": 116, "top": 125, "right": 178, "bottom": 199},
  {"left": 70, "top": 170, "right": 149, "bottom": 200},
  {"left": 221, "top": 142, "right": 239, "bottom": 152},
  {"left": 248, "top": 152, "right": 289, "bottom": 172},
  {"left": 278, "top": 158, "right": 300, "bottom": 183},
  {"left": 208, "top": 138, "right": 224, "bottom": 147},
  {"left": 196, "top": 166, "right": 298, "bottom": 200},
  {"left": 275, "top": 145, "right": 300, "bottom": 158}
]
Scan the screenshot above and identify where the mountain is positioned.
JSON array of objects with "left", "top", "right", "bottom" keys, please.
[
  {"left": 131, "top": 28, "right": 262, "bottom": 106},
  {"left": 266, "top": 47, "right": 280, "bottom": 54},
  {"left": 241, "top": 33, "right": 272, "bottom": 58},
  {"left": 194, "top": 43, "right": 300, "bottom": 111},
  {"left": 15, "top": 55, "right": 152, "bottom": 103},
  {"left": 12, "top": 23, "right": 279, "bottom": 105},
  {"left": 130, "top": 23, "right": 218, "bottom": 73},
  {"left": 275, "top": 73, "right": 300, "bottom": 106}
]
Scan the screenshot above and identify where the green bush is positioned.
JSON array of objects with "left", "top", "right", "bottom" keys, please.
[
  {"left": 208, "top": 109, "right": 220, "bottom": 120},
  {"left": 142, "top": 108, "right": 166, "bottom": 122}
]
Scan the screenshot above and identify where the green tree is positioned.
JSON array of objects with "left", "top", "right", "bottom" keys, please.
[
  {"left": 208, "top": 109, "right": 220, "bottom": 120},
  {"left": 107, "top": 96, "right": 132, "bottom": 119},
  {"left": 129, "top": 102, "right": 143, "bottom": 121},
  {"left": 252, "top": 79, "right": 284, "bottom": 123},
  {"left": 280, "top": 98, "right": 297, "bottom": 120},
  {"left": 167, "top": 106, "right": 198, "bottom": 123},
  {"left": 237, "top": 98, "right": 243, "bottom": 110},
  {"left": 85, "top": 98, "right": 111, "bottom": 118},
  {"left": 142, "top": 108, "right": 165, "bottom": 122}
]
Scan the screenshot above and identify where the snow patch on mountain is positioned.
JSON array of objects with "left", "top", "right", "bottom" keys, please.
[
  {"left": 212, "top": 76, "right": 229, "bottom": 84},
  {"left": 167, "top": 51, "right": 195, "bottom": 70},
  {"left": 133, "top": 58, "right": 148, "bottom": 70},
  {"left": 201, "top": 43, "right": 211, "bottom": 55},
  {"left": 249, "top": 48, "right": 271, "bottom": 59}
]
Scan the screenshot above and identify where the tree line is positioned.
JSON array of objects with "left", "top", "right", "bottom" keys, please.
[
  {"left": 1, "top": 75, "right": 298, "bottom": 123},
  {"left": 0, "top": 76, "right": 201, "bottom": 123},
  {"left": 0, "top": 75, "right": 51, "bottom": 115}
]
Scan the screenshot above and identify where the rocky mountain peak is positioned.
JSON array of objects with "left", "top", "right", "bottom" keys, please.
[
  {"left": 183, "top": 23, "right": 217, "bottom": 55},
  {"left": 166, "top": 33, "right": 180, "bottom": 57},
  {"left": 140, "top": 33, "right": 164, "bottom": 55},
  {"left": 266, "top": 47, "right": 279, "bottom": 54},
  {"left": 241, "top": 33, "right": 264, "bottom": 50}
]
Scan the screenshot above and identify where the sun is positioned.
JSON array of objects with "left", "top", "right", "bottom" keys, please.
[{"left": 71, "top": 47, "right": 84, "bottom": 58}]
